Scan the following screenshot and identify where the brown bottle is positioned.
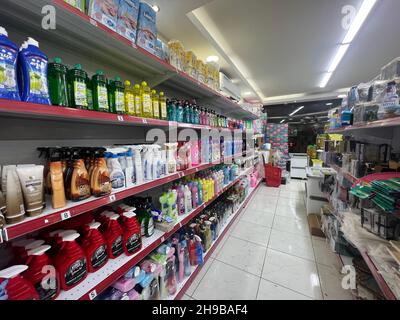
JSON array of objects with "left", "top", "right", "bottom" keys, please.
[
  {"left": 90, "top": 148, "right": 111, "bottom": 197},
  {"left": 49, "top": 149, "right": 66, "bottom": 209},
  {"left": 70, "top": 149, "right": 91, "bottom": 202}
]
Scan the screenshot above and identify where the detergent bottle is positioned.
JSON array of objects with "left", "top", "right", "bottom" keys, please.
[
  {"left": 18, "top": 38, "right": 50, "bottom": 104},
  {"left": 90, "top": 147, "right": 111, "bottom": 197},
  {"left": 141, "top": 81, "right": 152, "bottom": 118},
  {"left": 131, "top": 145, "right": 143, "bottom": 184},
  {"left": 167, "top": 190, "right": 178, "bottom": 221},
  {"left": 0, "top": 265, "right": 39, "bottom": 300},
  {"left": 184, "top": 185, "right": 192, "bottom": 214},
  {"left": 133, "top": 84, "right": 142, "bottom": 117},
  {"left": 125, "top": 148, "right": 135, "bottom": 187},
  {"left": 151, "top": 90, "right": 160, "bottom": 119},
  {"left": 53, "top": 232, "right": 88, "bottom": 291},
  {"left": 176, "top": 185, "right": 185, "bottom": 216},
  {"left": 108, "top": 76, "right": 125, "bottom": 114},
  {"left": 100, "top": 212, "right": 124, "bottom": 259},
  {"left": 159, "top": 91, "right": 167, "bottom": 120},
  {"left": 47, "top": 57, "right": 69, "bottom": 107},
  {"left": 142, "top": 145, "right": 153, "bottom": 181},
  {"left": 197, "top": 179, "right": 203, "bottom": 205},
  {"left": 92, "top": 70, "right": 109, "bottom": 112},
  {"left": 124, "top": 80, "right": 135, "bottom": 115},
  {"left": 167, "top": 99, "right": 176, "bottom": 121},
  {"left": 67, "top": 63, "right": 88, "bottom": 109},
  {"left": 190, "top": 182, "right": 198, "bottom": 208},
  {"left": 68, "top": 148, "right": 90, "bottom": 202},
  {"left": 86, "top": 75, "right": 93, "bottom": 110},
  {"left": 0, "top": 26, "right": 20, "bottom": 101},
  {"left": 120, "top": 209, "right": 142, "bottom": 256},
  {"left": 24, "top": 245, "right": 60, "bottom": 300},
  {"left": 80, "top": 221, "right": 108, "bottom": 273},
  {"left": 109, "top": 152, "right": 125, "bottom": 190},
  {"left": 176, "top": 100, "right": 184, "bottom": 122}
]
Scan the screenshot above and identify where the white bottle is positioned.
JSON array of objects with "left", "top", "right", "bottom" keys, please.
[
  {"left": 160, "top": 150, "right": 167, "bottom": 177},
  {"left": 109, "top": 154, "right": 125, "bottom": 190},
  {"left": 152, "top": 145, "right": 162, "bottom": 179},
  {"left": 143, "top": 146, "right": 153, "bottom": 181},
  {"left": 130, "top": 145, "right": 143, "bottom": 184},
  {"left": 125, "top": 149, "right": 134, "bottom": 187},
  {"left": 184, "top": 185, "right": 192, "bottom": 214}
]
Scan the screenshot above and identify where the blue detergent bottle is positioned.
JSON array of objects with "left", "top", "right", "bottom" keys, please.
[
  {"left": 0, "top": 26, "right": 20, "bottom": 101},
  {"left": 18, "top": 37, "right": 50, "bottom": 104}
]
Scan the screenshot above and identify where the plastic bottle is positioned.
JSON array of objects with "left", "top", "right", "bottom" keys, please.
[
  {"left": 167, "top": 190, "right": 178, "bottom": 220},
  {"left": 86, "top": 76, "right": 93, "bottom": 110},
  {"left": 176, "top": 185, "right": 185, "bottom": 216},
  {"left": 176, "top": 100, "right": 184, "bottom": 123},
  {"left": 80, "top": 221, "right": 108, "bottom": 273},
  {"left": 151, "top": 90, "right": 160, "bottom": 119},
  {"left": 120, "top": 209, "right": 142, "bottom": 256},
  {"left": 68, "top": 149, "right": 90, "bottom": 202},
  {"left": 100, "top": 213, "right": 124, "bottom": 259},
  {"left": 18, "top": 38, "right": 50, "bottom": 104},
  {"left": 0, "top": 26, "right": 20, "bottom": 101},
  {"left": 167, "top": 99, "right": 176, "bottom": 121},
  {"left": 131, "top": 145, "right": 143, "bottom": 184},
  {"left": 133, "top": 84, "right": 142, "bottom": 117},
  {"left": 92, "top": 70, "right": 109, "bottom": 112},
  {"left": 124, "top": 80, "right": 135, "bottom": 116},
  {"left": 136, "top": 199, "right": 155, "bottom": 237},
  {"left": 108, "top": 76, "right": 125, "bottom": 114},
  {"left": 190, "top": 182, "right": 198, "bottom": 208},
  {"left": 125, "top": 148, "right": 135, "bottom": 187},
  {"left": 47, "top": 57, "right": 69, "bottom": 107},
  {"left": 197, "top": 179, "right": 203, "bottom": 205},
  {"left": 0, "top": 265, "right": 39, "bottom": 300},
  {"left": 90, "top": 148, "right": 111, "bottom": 197},
  {"left": 53, "top": 232, "right": 88, "bottom": 291},
  {"left": 184, "top": 185, "right": 192, "bottom": 214},
  {"left": 67, "top": 64, "right": 88, "bottom": 109},
  {"left": 142, "top": 146, "right": 153, "bottom": 181},
  {"left": 141, "top": 81, "right": 152, "bottom": 118},
  {"left": 183, "top": 101, "right": 190, "bottom": 123},
  {"left": 109, "top": 153, "right": 125, "bottom": 190},
  {"left": 159, "top": 92, "right": 167, "bottom": 120}
]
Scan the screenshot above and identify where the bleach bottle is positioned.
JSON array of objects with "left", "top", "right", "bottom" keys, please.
[
  {"left": 18, "top": 38, "right": 50, "bottom": 104},
  {"left": 0, "top": 26, "right": 20, "bottom": 101}
]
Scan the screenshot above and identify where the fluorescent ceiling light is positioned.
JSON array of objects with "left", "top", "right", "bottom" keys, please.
[
  {"left": 338, "top": 94, "right": 347, "bottom": 98},
  {"left": 327, "top": 44, "right": 350, "bottom": 73},
  {"left": 289, "top": 106, "right": 304, "bottom": 117},
  {"left": 206, "top": 55, "right": 219, "bottom": 63},
  {"left": 280, "top": 120, "right": 285, "bottom": 124},
  {"left": 343, "top": 0, "right": 377, "bottom": 44},
  {"left": 243, "top": 91, "right": 253, "bottom": 96},
  {"left": 319, "top": 72, "right": 332, "bottom": 88},
  {"left": 326, "top": 103, "right": 333, "bottom": 106},
  {"left": 151, "top": 5, "right": 160, "bottom": 12}
]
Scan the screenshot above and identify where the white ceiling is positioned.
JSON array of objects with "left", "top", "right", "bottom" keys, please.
[{"left": 149, "top": 0, "right": 400, "bottom": 103}]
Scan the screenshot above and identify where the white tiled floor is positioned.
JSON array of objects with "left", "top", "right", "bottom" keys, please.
[{"left": 183, "top": 179, "right": 353, "bottom": 300}]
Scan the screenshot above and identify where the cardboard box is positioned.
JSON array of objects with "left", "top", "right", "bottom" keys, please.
[
  {"left": 308, "top": 214, "right": 325, "bottom": 238},
  {"left": 88, "top": 0, "right": 119, "bottom": 32},
  {"left": 136, "top": 2, "right": 157, "bottom": 55},
  {"left": 116, "top": 0, "right": 139, "bottom": 42}
]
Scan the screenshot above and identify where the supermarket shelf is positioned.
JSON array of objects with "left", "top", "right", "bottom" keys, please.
[
  {"left": 0, "top": 0, "right": 258, "bottom": 120},
  {"left": 330, "top": 164, "right": 358, "bottom": 184},
  {"left": 327, "top": 117, "right": 400, "bottom": 134},
  {"left": 173, "top": 178, "right": 262, "bottom": 300},
  {"left": 55, "top": 166, "right": 255, "bottom": 300},
  {"left": 2, "top": 158, "right": 240, "bottom": 242}
]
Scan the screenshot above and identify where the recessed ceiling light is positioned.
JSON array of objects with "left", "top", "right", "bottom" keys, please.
[
  {"left": 206, "top": 56, "right": 219, "bottom": 63},
  {"left": 243, "top": 91, "right": 252, "bottom": 96},
  {"left": 151, "top": 5, "right": 160, "bottom": 12},
  {"left": 280, "top": 119, "right": 285, "bottom": 124},
  {"left": 338, "top": 94, "right": 347, "bottom": 98},
  {"left": 326, "top": 103, "right": 333, "bottom": 106}
]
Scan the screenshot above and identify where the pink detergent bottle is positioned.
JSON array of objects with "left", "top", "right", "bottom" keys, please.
[{"left": 191, "top": 182, "right": 198, "bottom": 209}]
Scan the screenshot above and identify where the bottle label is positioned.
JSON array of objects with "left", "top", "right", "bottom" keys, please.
[
  {"left": 135, "top": 96, "right": 141, "bottom": 115},
  {"left": 97, "top": 86, "right": 108, "bottom": 110},
  {"left": 74, "top": 80, "right": 88, "bottom": 107},
  {"left": 111, "top": 171, "right": 125, "bottom": 189},
  {"left": 99, "top": 171, "right": 111, "bottom": 194},
  {"left": 65, "top": 258, "right": 87, "bottom": 287},
  {"left": 91, "top": 245, "right": 108, "bottom": 269},
  {"left": 0, "top": 46, "right": 18, "bottom": 94},
  {"left": 87, "top": 88, "right": 93, "bottom": 110},
  {"left": 116, "top": 91, "right": 124, "bottom": 112},
  {"left": 126, "top": 233, "right": 141, "bottom": 253},
  {"left": 27, "top": 56, "right": 49, "bottom": 98},
  {"left": 126, "top": 93, "right": 135, "bottom": 114},
  {"left": 143, "top": 94, "right": 151, "bottom": 114},
  {"left": 111, "top": 236, "right": 123, "bottom": 257},
  {"left": 34, "top": 278, "right": 58, "bottom": 300},
  {"left": 147, "top": 218, "right": 155, "bottom": 236},
  {"left": 153, "top": 101, "right": 160, "bottom": 117},
  {"left": 73, "top": 173, "right": 90, "bottom": 200},
  {"left": 161, "top": 102, "right": 167, "bottom": 118}
]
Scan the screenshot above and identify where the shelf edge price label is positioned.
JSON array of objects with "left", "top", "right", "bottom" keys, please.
[
  {"left": 142, "top": 119, "right": 148, "bottom": 124},
  {"left": 131, "top": 41, "right": 137, "bottom": 49},
  {"left": 109, "top": 194, "right": 116, "bottom": 203},
  {"left": 117, "top": 115, "right": 124, "bottom": 122},
  {"left": 61, "top": 210, "right": 71, "bottom": 221},
  {"left": 89, "top": 19, "right": 98, "bottom": 27},
  {"left": 89, "top": 289, "right": 97, "bottom": 300},
  {"left": 179, "top": 222, "right": 183, "bottom": 228},
  {"left": 161, "top": 236, "right": 165, "bottom": 242}
]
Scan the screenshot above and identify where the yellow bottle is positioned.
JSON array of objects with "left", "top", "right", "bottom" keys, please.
[
  {"left": 124, "top": 80, "right": 135, "bottom": 116},
  {"left": 133, "top": 84, "right": 142, "bottom": 117},
  {"left": 141, "top": 81, "right": 152, "bottom": 118},
  {"left": 159, "top": 91, "right": 167, "bottom": 120},
  {"left": 209, "top": 178, "right": 214, "bottom": 198},
  {"left": 151, "top": 90, "right": 160, "bottom": 119},
  {"left": 202, "top": 179, "right": 208, "bottom": 203}
]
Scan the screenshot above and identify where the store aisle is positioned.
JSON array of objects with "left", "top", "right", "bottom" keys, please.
[{"left": 183, "top": 180, "right": 354, "bottom": 300}]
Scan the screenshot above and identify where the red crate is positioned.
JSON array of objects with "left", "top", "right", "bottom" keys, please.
[{"left": 265, "top": 164, "right": 282, "bottom": 187}]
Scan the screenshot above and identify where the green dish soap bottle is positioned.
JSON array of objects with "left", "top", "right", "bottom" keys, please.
[
  {"left": 48, "top": 57, "right": 69, "bottom": 107},
  {"left": 108, "top": 76, "right": 125, "bottom": 115},
  {"left": 67, "top": 64, "right": 88, "bottom": 110},
  {"left": 92, "top": 70, "right": 109, "bottom": 112},
  {"left": 133, "top": 84, "right": 142, "bottom": 117},
  {"left": 124, "top": 80, "right": 135, "bottom": 116},
  {"left": 151, "top": 89, "right": 160, "bottom": 119},
  {"left": 159, "top": 91, "right": 167, "bottom": 120},
  {"left": 141, "top": 81, "right": 152, "bottom": 118},
  {"left": 86, "top": 75, "right": 93, "bottom": 111}
]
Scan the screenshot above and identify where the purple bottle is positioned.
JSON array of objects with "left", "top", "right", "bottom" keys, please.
[
  {"left": 190, "top": 182, "right": 198, "bottom": 208},
  {"left": 177, "top": 185, "right": 185, "bottom": 216}
]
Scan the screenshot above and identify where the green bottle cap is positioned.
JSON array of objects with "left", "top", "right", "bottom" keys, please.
[
  {"left": 75, "top": 64, "right": 82, "bottom": 70},
  {"left": 115, "top": 76, "right": 121, "bottom": 81},
  {"left": 96, "top": 70, "right": 104, "bottom": 75},
  {"left": 54, "top": 57, "right": 62, "bottom": 64},
  {"left": 141, "top": 81, "right": 147, "bottom": 87}
]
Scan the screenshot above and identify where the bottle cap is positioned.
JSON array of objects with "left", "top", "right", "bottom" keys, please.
[
  {"left": 62, "top": 232, "right": 80, "bottom": 242},
  {"left": 88, "top": 221, "right": 101, "bottom": 230},
  {"left": 96, "top": 70, "right": 104, "bottom": 75},
  {"left": 125, "top": 80, "right": 131, "bottom": 86},
  {"left": 75, "top": 63, "right": 82, "bottom": 70},
  {"left": 0, "top": 265, "right": 29, "bottom": 279},
  {"left": 27, "top": 245, "right": 51, "bottom": 256},
  {"left": 27, "top": 37, "right": 39, "bottom": 47},
  {"left": 115, "top": 76, "right": 121, "bottom": 81},
  {"left": 0, "top": 26, "right": 8, "bottom": 37},
  {"left": 141, "top": 81, "right": 147, "bottom": 87},
  {"left": 159, "top": 92, "right": 164, "bottom": 96},
  {"left": 134, "top": 84, "right": 140, "bottom": 89},
  {"left": 53, "top": 57, "right": 62, "bottom": 64},
  {"left": 151, "top": 89, "right": 156, "bottom": 94},
  {"left": 25, "top": 239, "right": 45, "bottom": 251}
]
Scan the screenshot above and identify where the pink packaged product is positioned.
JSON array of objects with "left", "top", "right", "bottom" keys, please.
[
  {"left": 116, "top": 0, "right": 139, "bottom": 42},
  {"left": 88, "top": 0, "right": 119, "bottom": 32},
  {"left": 127, "top": 288, "right": 140, "bottom": 300},
  {"left": 191, "top": 141, "right": 200, "bottom": 167},
  {"left": 111, "top": 277, "right": 136, "bottom": 293}
]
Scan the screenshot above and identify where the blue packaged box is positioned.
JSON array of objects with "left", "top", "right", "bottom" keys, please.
[
  {"left": 117, "top": 0, "right": 139, "bottom": 42},
  {"left": 136, "top": 2, "right": 157, "bottom": 55},
  {"left": 88, "top": 0, "right": 119, "bottom": 32}
]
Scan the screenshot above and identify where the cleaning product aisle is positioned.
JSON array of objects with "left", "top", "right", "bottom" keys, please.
[{"left": 183, "top": 180, "right": 354, "bottom": 300}]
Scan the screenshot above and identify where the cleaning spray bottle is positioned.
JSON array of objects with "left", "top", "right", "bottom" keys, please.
[
  {"left": 24, "top": 245, "right": 60, "bottom": 300},
  {"left": 47, "top": 57, "right": 69, "bottom": 107},
  {"left": 119, "top": 208, "right": 142, "bottom": 256},
  {"left": 125, "top": 148, "right": 135, "bottom": 187},
  {"left": 90, "top": 147, "right": 111, "bottom": 197},
  {"left": 18, "top": 37, "right": 50, "bottom": 104},
  {"left": 0, "top": 265, "right": 39, "bottom": 300},
  {"left": 137, "top": 198, "right": 155, "bottom": 238},
  {"left": 109, "top": 151, "right": 125, "bottom": 190},
  {"left": 53, "top": 232, "right": 88, "bottom": 291},
  {"left": 142, "top": 145, "right": 153, "bottom": 181},
  {"left": 80, "top": 221, "right": 108, "bottom": 273},
  {"left": 68, "top": 148, "right": 90, "bottom": 202},
  {"left": 131, "top": 145, "right": 143, "bottom": 184},
  {"left": 0, "top": 26, "right": 20, "bottom": 101},
  {"left": 152, "top": 145, "right": 162, "bottom": 179},
  {"left": 100, "top": 212, "right": 124, "bottom": 259}
]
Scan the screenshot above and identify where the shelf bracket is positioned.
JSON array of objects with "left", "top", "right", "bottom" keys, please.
[{"left": 148, "top": 72, "right": 177, "bottom": 87}]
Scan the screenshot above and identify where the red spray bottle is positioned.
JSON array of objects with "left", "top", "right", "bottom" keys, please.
[
  {"left": 80, "top": 221, "right": 108, "bottom": 273},
  {"left": 119, "top": 209, "right": 142, "bottom": 256},
  {"left": 24, "top": 245, "right": 60, "bottom": 300},
  {"left": 53, "top": 232, "right": 88, "bottom": 291},
  {"left": 0, "top": 265, "right": 39, "bottom": 300},
  {"left": 99, "top": 212, "right": 124, "bottom": 259}
]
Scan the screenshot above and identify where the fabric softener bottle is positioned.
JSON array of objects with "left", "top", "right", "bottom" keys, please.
[
  {"left": 18, "top": 37, "right": 50, "bottom": 104},
  {"left": 0, "top": 26, "right": 20, "bottom": 101}
]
